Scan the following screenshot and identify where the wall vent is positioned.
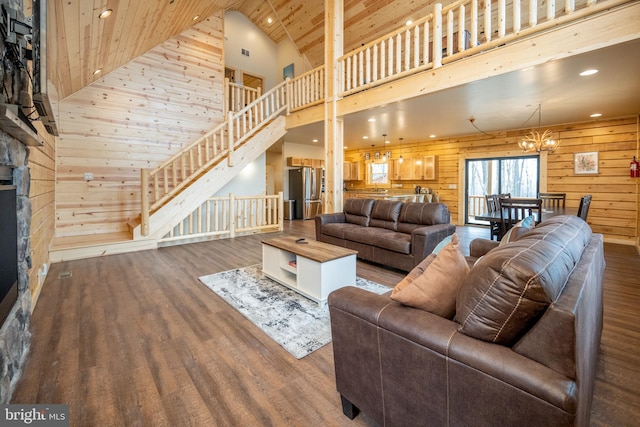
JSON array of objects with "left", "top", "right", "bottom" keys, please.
[{"left": 241, "top": 48, "right": 250, "bottom": 57}]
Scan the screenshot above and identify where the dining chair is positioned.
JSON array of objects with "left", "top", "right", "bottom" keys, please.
[
  {"left": 538, "top": 192, "right": 566, "bottom": 210},
  {"left": 577, "top": 194, "right": 592, "bottom": 221},
  {"left": 484, "top": 194, "right": 502, "bottom": 240},
  {"left": 499, "top": 197, "right": 543, "bottom": 237}
]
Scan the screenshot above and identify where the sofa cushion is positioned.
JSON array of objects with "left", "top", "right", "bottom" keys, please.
[
  {"left": 369, "top": 200, "right": 402, "bottom": 230},
  {"left": 344, "top": 198, "right": 374, "bottom": 226},
  {"left": 321, "top": 222, "right": 366, "bottom": 239},
  {"left": 454, "top": 215, "right": 592, "bottom": 346},
  {"left": 391, "top": 233, "right": 469, "bottom": 318},
  {"left": 397, "top": 203, "right": 450, "bottom": 233},
  {"left": 343, "top": 227, "right": 411, "bottom": 254}
]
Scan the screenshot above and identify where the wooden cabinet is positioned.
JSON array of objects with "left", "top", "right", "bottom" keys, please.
[
  {"left": 391, "top": 156, "right": 436, "bottom": 180},
  {"left": 391, "top": 158, "right": 414, "bottom": 180},
  {"left": 287, "top": 157, "right": 324, "bottom": 168},
  {"left": 343, "top": 161, "right": 361, "bottom": 181}
]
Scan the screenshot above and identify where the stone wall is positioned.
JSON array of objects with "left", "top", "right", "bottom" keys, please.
[
  {"left": 0, "top": 132, "right": 32, "bottom": 404},
  {"left": 0, "top": 0, "right": 33, "bottom": 404}
]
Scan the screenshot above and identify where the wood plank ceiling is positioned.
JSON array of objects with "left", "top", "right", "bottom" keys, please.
[{"left": 49, "top": 0, "right": 445, "bottom": 99}]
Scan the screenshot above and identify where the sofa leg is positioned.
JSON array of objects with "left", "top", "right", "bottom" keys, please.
[{"left": 340, "top": 395, "right": 360, "bottom": 420}]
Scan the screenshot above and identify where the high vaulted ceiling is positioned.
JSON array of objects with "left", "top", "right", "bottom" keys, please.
[
  {"left": 45, "top": 0, "right": 640, "bottom": 146},
  {"left": 48, "top": 0, "right": 442, "bottom": 99}
]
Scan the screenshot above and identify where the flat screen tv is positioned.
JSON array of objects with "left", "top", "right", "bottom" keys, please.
[{"left": 32, "top": 0, "right": 58, "bottom": 136}]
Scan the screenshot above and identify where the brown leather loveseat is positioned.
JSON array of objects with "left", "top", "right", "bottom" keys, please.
[
  {"left": 315, "top": 198, "right": 455, "bottom": 271},
  {"left": 328, "top": 215, "right": 604, "bottom": 426}
]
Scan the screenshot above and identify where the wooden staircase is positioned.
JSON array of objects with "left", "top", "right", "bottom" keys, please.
[
  {"left": 50, "top": 82, "right": 289, "bottom": 262},
  {"left": 133, "top": 81, "right": 289, "bottom": 240}
]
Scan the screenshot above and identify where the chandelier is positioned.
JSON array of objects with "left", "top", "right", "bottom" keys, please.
[{"left": 518, "top": 104, "right": 559, "bottom": 153}]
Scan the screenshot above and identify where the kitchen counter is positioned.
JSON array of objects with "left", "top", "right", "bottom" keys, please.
[{"left": 344, "top": 191, "right": 419, "bottom": 201}]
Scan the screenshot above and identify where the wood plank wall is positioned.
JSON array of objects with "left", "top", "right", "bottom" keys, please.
[
  {"left": 28, "top": 120, "right": 57, "bottom": 305},
  {"left": 55, "top": 13, "right": 225, "bottom": 237},
  {"left": 345, "top": 116, "right": 639, "bottom": 244}
]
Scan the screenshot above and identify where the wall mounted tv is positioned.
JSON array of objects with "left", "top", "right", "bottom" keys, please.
[{"left": 32, "top": 0, "right": 58, "bottom": 136}]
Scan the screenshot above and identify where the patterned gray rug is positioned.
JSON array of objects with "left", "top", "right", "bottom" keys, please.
[{"left": 198, "top": 263, "right": 390, "bottom": 359}]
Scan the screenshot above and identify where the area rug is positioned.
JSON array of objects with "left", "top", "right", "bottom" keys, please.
[{"left": 198, "top": 264, "right": 390, "bottom": 359}]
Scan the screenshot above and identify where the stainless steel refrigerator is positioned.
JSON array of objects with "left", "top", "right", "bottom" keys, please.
[{"left": 289, "top": 167, "right": 323, "bottom": 219}]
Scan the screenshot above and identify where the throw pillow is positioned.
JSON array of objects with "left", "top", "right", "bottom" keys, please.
[
  {"left": 391, "top": 233, "right": 469, "bottom": 318},
  {"left": 499, "top": 215, "right": 535, "bottom": 245},
  {"left": 432, "top": 234, "right": 453, "bottom": 254}
]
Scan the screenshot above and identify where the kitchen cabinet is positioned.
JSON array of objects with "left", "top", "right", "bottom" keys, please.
[
  {"left": 391, "top": 158, "right": 414, "bottom": 180},
  {"left": 343, "top": 162, "right": 361, "bottom": 181},
  {"left": 391, "top": 156, "right": 436, "bottom": 180},
  {"left": 287, "top": 157, "right": 324, "bottom": 168}
]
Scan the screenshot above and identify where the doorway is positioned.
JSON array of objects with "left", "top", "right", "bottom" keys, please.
[
  {"left": 465, "top": 156, "right": 539, "bottom": 224},
  {"left": 242, "top": 72, "right": 264, "bottom": 93}
]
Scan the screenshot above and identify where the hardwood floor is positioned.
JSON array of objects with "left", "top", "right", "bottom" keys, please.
[{"left": 12, "top": 221, "right": 640, "bottom": 426}]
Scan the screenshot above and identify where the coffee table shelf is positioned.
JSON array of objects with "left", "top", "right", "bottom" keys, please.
[{"left": 262, "top": 236, "right": 357, "bottom": 304}]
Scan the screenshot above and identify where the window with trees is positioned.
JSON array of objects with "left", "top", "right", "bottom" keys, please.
[{"left": 466, "top": 156, "right": 539, "bottom": 224}]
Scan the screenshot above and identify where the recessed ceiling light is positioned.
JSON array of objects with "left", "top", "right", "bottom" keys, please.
[
  {"left": 344, "top": 146, "right": 348, "bottom": 149},
  {"left": 579, "top": 69, "right": 598, "bottom": 76},
  {"left": 362, "top": 136, "right": 368, "bottom": 139},
  {"left": 93, "top": 68, "right": 102, "bottom": 75},
  {"left": 590, "top": 113, "right": 602, "bottom": 118},
  {"left": 312, "top": 139, "right": 318, "bottom": 142},
  {"left": 429, "top": 134, "right": 436, "bottom": 138},
  {"left": 267, "top": 17, "right": 273, "bottom": 24},
  {"left": 406, "top": 19, "right": 413, "bottom": 26},
  {"left": 368, "top": 118, "right": 376, "bottom": 122},
  {"left": 192, "top": 15, "right": 199, "bottom": 21},
  {"left": 98, "top": 9, "right": 112, "bottom": 19}
]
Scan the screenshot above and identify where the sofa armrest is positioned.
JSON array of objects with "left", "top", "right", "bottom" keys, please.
[
  {"left": 328, "top": 286, "right": 455, "bottom": 424},
  {"left": 410, "top": 223, "right": 456, "bottom": 261},
  {"left": 315, "top": 212, "right": 346, "bottom": 240},
  {"left": 469, "top": 238, "right": 500, "bottom": 258},
  {"left": 329, "top": 286, "right": 578, "bottom": 425},
  {"left": 315, "top": 212, "right": 346, "bottom": 225}
]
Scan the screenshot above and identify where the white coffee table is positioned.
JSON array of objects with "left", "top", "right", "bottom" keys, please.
[{"left": 261, "top": 236, "right": 357, "bottom": 304}]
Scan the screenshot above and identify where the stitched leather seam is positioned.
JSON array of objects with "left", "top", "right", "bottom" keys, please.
[
  {"left": 458, "top": 219, "right": 564, "bottom": 327},
  {"left": 375, "top": 302, "right": 393, "bottom": 426},
  {"left": 459, "top": 217, "right": 588, "bottom": 339},
  {"left": 494, "top": 219, "right": 588, "bottom": 342},
  {"left": 445, "top": 329, "right": 457, "bottom": 427}
]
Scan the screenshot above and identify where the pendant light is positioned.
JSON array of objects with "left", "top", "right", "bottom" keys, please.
[{"left": 519, "top": 104, "right": 559, "bottom": 153}]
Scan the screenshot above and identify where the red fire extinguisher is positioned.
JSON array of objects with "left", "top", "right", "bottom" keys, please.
[{"left": 631, "top": 156, "right": 640, "bottom": 178}]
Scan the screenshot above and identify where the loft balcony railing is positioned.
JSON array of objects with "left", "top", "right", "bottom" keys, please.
[{"left": 338, "top": 0, "right": 626, "bottom": 96}]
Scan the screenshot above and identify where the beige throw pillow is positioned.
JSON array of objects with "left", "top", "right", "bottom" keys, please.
[{"left": 391, "top": 233, "right": 469, "bottom": 318}]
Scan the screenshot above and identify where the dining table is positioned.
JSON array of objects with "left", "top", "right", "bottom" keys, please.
[{"left": 474, "top": 206, "right": 573, "bottom": 240}]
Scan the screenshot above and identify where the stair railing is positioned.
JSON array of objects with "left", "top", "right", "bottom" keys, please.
[
  {"left": 159, "top": 192, "right": 284, "bottom": 244},
  {"left": 140, "top": 80, "right": 289, "bottom": 236},
  {"left": 288, "top": 65, "right": 325, "bottom": 112},
  {"left": 225, "top": 78, "right": 262, "bottom": 114}
]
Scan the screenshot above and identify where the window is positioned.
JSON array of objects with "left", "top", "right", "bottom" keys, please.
[
  {"left": 466, "top": 156, "right": 539, "bottom": 224},
  {"left": 366, "top": 160, "right": 389, "bottom": 186}
]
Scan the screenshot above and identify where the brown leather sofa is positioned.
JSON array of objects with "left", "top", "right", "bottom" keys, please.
[
  {"left": 315, "top": 198, "right": 455, "bottom": 271},
  {"left": 328, "top": 215, "right": 604, "bottom": 426}
]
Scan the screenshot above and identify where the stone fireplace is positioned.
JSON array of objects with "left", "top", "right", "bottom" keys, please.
[
  {"left": 0, "top": 132, "right": 32, "bottom": 403},
  {"left": 0, "top": 0, "right": 35, "bottom": 402}
]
